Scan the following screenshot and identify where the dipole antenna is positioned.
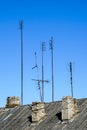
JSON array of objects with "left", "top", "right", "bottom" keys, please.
[
  {"left": 32, "top": 79, "right": 42, "bottom": 102},
  {"left": 32, "top": 52, "right": 38, "bottom": 69},
  {"left": 32, "top": 50, "right": 49, "bottom": 102},
  {"left": 49, "top": 37, "right": 54, "bottom": 102},
  {"left": 32, "top": 52, "right": 42, "bottom": 101},
  {"left": 42, "top": 42, "right": 45, "bottom": 102},
  {"left": 32, "top": 79, "right": 49, "bottom": 102},
  {"left": 19, "top": 20, "right": 23, "bottom": 105},
  {"left": 70, "top": 62, "right": 73, "bottom": 97}
]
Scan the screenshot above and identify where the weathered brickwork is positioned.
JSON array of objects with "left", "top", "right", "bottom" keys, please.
[
  {"left": 6, "top": 96, "right": 20, "bottom": 108},
  {"left": 62, "top": 96, "right": 78, "bottom": 120},
  {"left": 32, "top": 102, "right": 46, "bottom": 123}
]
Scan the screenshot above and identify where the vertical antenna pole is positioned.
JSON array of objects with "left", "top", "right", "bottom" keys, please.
[
  {"left": 38, "top": 81, "right": 42, "bottom": 102},
  {"left": 70, "top": 62, "right": 73, "bottom": 97},
  {"left": 42, "top": 42, "right": 45, "bottom": 102},
  {"left": 19, "top": 20, "right": 23, "bottom": 105},
  {"left": 32, "top": 52, "right": 42, "bottom": 102},
  {"left": 50, "top": 37, "right": 54, "bottom": 102}
]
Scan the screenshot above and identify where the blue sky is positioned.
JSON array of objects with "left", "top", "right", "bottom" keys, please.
[{"left": 0, "top": 0, "right": 87, "bottom": 107}]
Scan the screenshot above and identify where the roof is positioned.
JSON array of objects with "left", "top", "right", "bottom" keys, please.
[{"left": 0, "top": 98, "right": 87, "bottom": 130}]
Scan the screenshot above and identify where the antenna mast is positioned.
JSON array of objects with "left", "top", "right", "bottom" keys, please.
[
  {"left": 32, "top": 52, "right": 38, "bottom": 69},
  {"left": 50, "top": 37, "right": 54, "bottom": 102},
  {"left": 70, "top": 62, "right": 73, "bottom": 97},
  {"left": 32, "top": 50, "right": 49, "bottom": 102},
  {"left": 19, "top": 20, "right": 23, "bottom": 105},
  {"left": 32, "top": 79, "right": 49, "bottom": 102},
  {"left": 32, "top": 52, "right": 42, "bottom": 101},
  {"left": 42, "top": 42, "right": 45, "bottom": 102},
  {"left": 32, "top": 79, "right": 42, "bottom": 102}
]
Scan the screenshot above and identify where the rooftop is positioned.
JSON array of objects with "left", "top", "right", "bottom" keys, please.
[{"left": 0, "top": 98, "right": 87, "bottom": 130}]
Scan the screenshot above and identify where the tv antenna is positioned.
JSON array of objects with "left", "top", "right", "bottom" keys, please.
[
  {"left": 32, "top": 43, "right": 49, "bottom": 102},
  {"left": 32, "top": 79, "right": 49, "bottom": 102},
  {"left": 19, "top": 20, "right": 23, "bottom": 105},
  {"left": 32, "top": 52, "right": 38, "bottom": 69},
  {"left": 49, "top": 37, "right": 54, "bottom": 102},
  {"left": 70, "top": 62, "right": 73, "bottom": 97},
  {"left": 32, "top": 52, "right": 41, "bottom": 101},
  {"left": 42, "top": 42, "right": 45, "bottom": 102}
]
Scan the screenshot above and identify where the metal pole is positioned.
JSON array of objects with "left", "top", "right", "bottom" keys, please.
[
  {"left": 32, "top": 52, "right": 42, "bottom": 102},
  {"left": 42, "top": 43, "right": 44, "bottom": 102},
  {"left": 38, "top": 81, "right": 42, "bottom": 102},
  {"left": 19, "top": 20, "right": 23, "bottom": 105},
  {"left": 50, "top": 37, "right": 54, "bottom": 102},
  {"left": 70, "top": 62, "right": 73, "bottom": 97}
]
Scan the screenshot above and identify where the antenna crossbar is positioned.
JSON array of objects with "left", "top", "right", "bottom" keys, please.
[
  {"left": 32, "top": 79, "right": 49, "bottom": 83},
  {"left": 32, "top": 79, "right": 49, "bottom": 102}
]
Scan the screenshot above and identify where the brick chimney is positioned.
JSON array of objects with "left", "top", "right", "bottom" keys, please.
[
  {"left": 62, "top": 96, "right": 78, "bottom": 121},
  {"left": 6, "top": 96, "right": 20, "bottom": 108},
  {"left": 32, "top": 102, "right": 46, "bottom": 123}
]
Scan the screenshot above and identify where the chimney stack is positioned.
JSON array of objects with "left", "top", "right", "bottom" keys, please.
[
  {"left": 32, "top": 102, "right": 46, "bottom": 123},
  {"left": 62, "top": 96, "right": 78, "bottom": 121},
  {"left": 6, "top": 96, "right": 20, "bottom": 108}
]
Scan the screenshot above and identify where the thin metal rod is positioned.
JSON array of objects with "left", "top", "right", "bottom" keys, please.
[
  {"left": 19, "top": 20, "right": 23, "bottom": 105},
  {"left": 70, "top": 62, "right": 73, "bottom": 97},
  {"left": 39, "top": 81, "right": 42, "bottom": 102},
  {"left": 32, "top": 78, "right": 49, "bottom": 102},
  {"left": 50, "top": 37, "right": 54, "bottom": 102},
  {"left": 32, "top": 52, "right": 42, "bottom": 101},
  {"left": 37, "top": 80, "right": 42, "bottom": 102},
  {"left": 42, "top": 42, "right": 44, "bottom": 102},
  {"left": 32, "top": 52, "right": 38, "bottom": 69}
]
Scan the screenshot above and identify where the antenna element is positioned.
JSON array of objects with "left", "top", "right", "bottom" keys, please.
[
  {"left": 19, "top": 20, "right": 23, "bottom": 105},
  {"left": 49, "top": 37, "right": 54, "bottom": 102},
  {"left": 70, "top": 62, "right": 73, "bottom": 97},
  {"left": 42, "top": 42, "right": 45, "bottom": 102}
]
